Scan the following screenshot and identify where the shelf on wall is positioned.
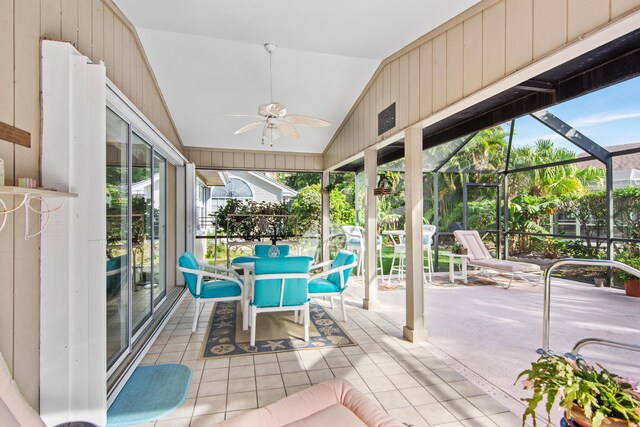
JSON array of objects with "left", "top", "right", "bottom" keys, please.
[
  {"left": 0, "top": 186, "right": 78, "bottom": 239},
  {"left": 0, "top": 186, "right": 78, "bottom": 198}
]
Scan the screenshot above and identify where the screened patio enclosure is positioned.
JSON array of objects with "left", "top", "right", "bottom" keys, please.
[{"left": 373, "top": 77, "right": 640, "bottom": 286}]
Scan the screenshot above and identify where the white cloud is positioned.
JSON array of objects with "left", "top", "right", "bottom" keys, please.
[{"left": 571, "top": 111, "right": 640, "bottom": 128}]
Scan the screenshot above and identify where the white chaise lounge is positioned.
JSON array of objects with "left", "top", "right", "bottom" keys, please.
[{"left": 454, "top": 230, "right": 544, "bottom": 289}]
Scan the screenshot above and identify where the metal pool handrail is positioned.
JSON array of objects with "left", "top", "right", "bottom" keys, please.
[{"left": 543, "top": 258, "right": 640, "bottom": 353}]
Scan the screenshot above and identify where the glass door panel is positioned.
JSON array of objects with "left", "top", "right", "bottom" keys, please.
[
  {"left": 106, "top": 108, "right": 130, "bottom": 368},
  {"left": 153, "top": 154, "right": 167, "bottom": 305},
  {"left": 131, "top": 133, "right": 153, "bottom": 334}
]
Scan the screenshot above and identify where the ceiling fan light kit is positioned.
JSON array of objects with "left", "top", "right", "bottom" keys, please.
[{"left": 232, "top": 43, "right": 331, "bottom": 147}]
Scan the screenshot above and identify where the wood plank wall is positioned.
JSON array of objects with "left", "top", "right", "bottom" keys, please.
[
  {"left": 187, "top": 148, "right": 324, "bottom": 172},
  {"left": 323, "top": 0, "right": 640, "bottom": 169},
  {"left": 0, "top": 0, "right": 183, "bottom": 408}
]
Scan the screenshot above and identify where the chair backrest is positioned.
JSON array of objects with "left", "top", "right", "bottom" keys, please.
[
  {"left": 342, "top": 226, "right": 364, "bottom": 245},
  {"left": 327, "top": 250, "right": 357, "bottom": 289},
  {"left": 106, "top": 254, "right": 127, "bottom": 297},
  {"left": 253, "top": 257, "right": 311, "bottom": 308},
  {"left": 254, "top": 244, "right": 290, "bottom": 257},
  {"left": 423, "top": 225, "right": 436, "bottom": 247},
  {"left": 453, "top": 230, "right": 492, "bottom": 260},
  {"left": 178, "top": 251, "right": 200, "bottom": 295}
]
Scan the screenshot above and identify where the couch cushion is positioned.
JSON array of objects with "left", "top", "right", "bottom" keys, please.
[
  {"left": 309, "top": 278, "right": 340, "bottom": 294},
  {"left": 472, "top": 259, "right": 541, "bottom": 273},
  {"left": 199, "top": 281, "right": 242, "bottom": 299},
  {"left": 285, "top": 403, "right": 366, "bottom": 426},
  {"left": 454, "top": 230, "right": 492, "bottom": 260}
]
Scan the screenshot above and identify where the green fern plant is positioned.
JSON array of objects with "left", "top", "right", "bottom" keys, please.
[{"left": 517, "top": 352, "right": 640, "bottom": 427}]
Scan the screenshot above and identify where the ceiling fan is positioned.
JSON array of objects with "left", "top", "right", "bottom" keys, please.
[{"left": 233, "top": 43, "right": 331, "bottom": 146}]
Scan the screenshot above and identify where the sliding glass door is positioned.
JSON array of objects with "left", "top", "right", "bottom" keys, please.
[{"left": 106, "top": 108, "right": 168, "bottom": 370}]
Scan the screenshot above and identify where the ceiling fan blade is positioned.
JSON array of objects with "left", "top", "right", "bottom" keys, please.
[
  {"left": 234, "top": 120, "right": 265, "bottom": 135},
  {"left": 226, "top": 114, "right": 264, "bottom": 119},
  {"left": 285, "top": 114, "right": 331, "bottom": 127},
  {"left": 277, "top": 121, "right": 300, "bottom": 139}
]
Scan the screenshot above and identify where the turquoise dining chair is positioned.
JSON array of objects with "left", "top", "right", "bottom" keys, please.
[
  {"left": 178, "top": 251, "right": 244, "bottom": 332},
  {"left": 308, "top": 250, "right": 357, "bottom": 322},
  {"left": 250, "top": 256, "right": 311, "bottom": 347},
  {"left": 254, "top": 244, "right": 290, "bottom": 257}
]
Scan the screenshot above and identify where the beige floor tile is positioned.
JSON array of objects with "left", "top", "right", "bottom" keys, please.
[
  {"left": 441, "top": 398, "right": 485, "bottom": 420},
  {"left": 285, "top": 385, "right": 310, "bottom": 395},
  {"left": 229, "top": 365, "right": 255, "bottom": 379},
  {"left": 467, "top": 395, "right": 509, "bottom": 416},
  {"left": 204, "top": 358, "right": 230, "bottom": 370},
  {"left": 302, "top": 358, "right": 329, "bottom": 371},
  {"left": 461, "top": 416, "right": 500, "bottom": 427},
  {"left": 434, "top": 367, "right": 467, "bottom": 382},
  {"left": 197, "top": 380, "right": 228, "bottom": 397},
  {"left": 257, "top": 388, "right": 286, "bottom": 407},
  {"left": 181, "top": 351, "right": 201, "bottom": 363},
  {"left": 282, "top": 372, "right": 310, "bottom": 387},
  {"left": 415, "top": 402, "right": 457, "bottom": 425},
  {"left": 355, "top": 363, "right": 384, "bottom": 378},
  {"left": 325, "top": 355, "right": 351, "bottom": 368},
  {"left": 154, "top": 418, "right": 191, "bottom": 427},
  {"left": 400, "top": 386, "right": 437, "bottom": 406},
  {"left": 254, "top": 354, "right": 277, "bottom": 364},
  {"left": 279, "top": 359, "right": 305, "bottom": 373},
  {"left": 425, "top": 383, "right": 463, "bottom": 402},
  {"left": 255, "top": 362, "right": 280, "bottom": 376},
  {"left": 387, "top": 406, "right": 429, "bottom": 426},
  {"left": 147, "top": 344, "right": 165, "bottom": 354},
  {"left": 341, "top": 346, "right": 364, "bottom": 356},
  {"left": 201, "top": 368, "right": 228, "bottom": 382},
  {"left": 140, "top": 353, "right": 159, "bottom": 365},
  {"left": 374, "top": 389, "right": 412, "bottom": 410},
  {"left": 224, "top": 409, "right": 249, "bottom": 419},
  {"left": 331, "top": 366, "right": 360, "bottom": 380},
  {"left": 488, "top": 412, "right": 522, "bottom": 427},
  {"left": 345, "top": 377, "right": 371, "bottom": 394},
  {"left": 376, "top": 361, "right": 407, "bottom": 375},
  {"left": 276, "top": 352, "right": 300, "bottom": 362},
  {"left": 180, "top": 360, "right": 205, "bottom": 371},
  {"left": 228, "top": 377, "right": 256, "bottom": 393},
  {"left": 189, "top": 413, "right": 226, "bottom": 427},
  {"left": 347, "top": 353, "right": 375, "bottom": 366},
  {"left": 157, "top": 352, "right": 184, "bottom": 364},
  {"left": 363, "top": 375, "right": 396, "bottom": 392},
  {"left": 229, "top": 355, "right": 254, "bottom": 367},
  {"left": 449, "top": 380, "right": 485, "bottom": 398},
  {"left": 388, "top": 372, "right": 421, "bottom": 389},
  {"left": 307, "top": 368, "right": 334, "bottom": 384},
  {"left": 256, "top": 374, "right": 284, "bottom": 390},
  {"left": 225, "top": 391, "right": 257, "bottom": 411},
  {"left": 193, "top": 395, "right": 227, "bottom": 416}
]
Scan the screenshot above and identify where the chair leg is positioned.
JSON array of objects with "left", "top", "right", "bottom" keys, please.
[
  {"left": 388, "top": 253, "right": 396, "bottom": 285},
  {"left": 293, "top": 310, "right": 298, "bottom": 324},
  {"left": 340, "top": 293, "right": 347, "bottom": 322},
  {"left": 427, "top": 246, "right": 433, "bottom": 284},
  {"left": 242, "top": 298, "right": 249, "bottom": 331},
  {"left": 503, "top": 274, "right": 515, "bottom": 290},
  {"left": 303, "top": 303, "right": 310, "bottom": 342},
  {"left": 192, "top": 298, "right": 200, "bottom": 333},
  {"left": 330, "top": 296, "right": 334, "bottom": 309},
  {"left": 250, "top": 308, "right": 257, "bottom": 347}
]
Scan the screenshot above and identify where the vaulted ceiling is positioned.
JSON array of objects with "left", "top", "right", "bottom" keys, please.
[{"left": 114, "top": 0, "right": 480, "bottom": 153}]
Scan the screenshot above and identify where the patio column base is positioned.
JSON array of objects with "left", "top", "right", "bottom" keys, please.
[
  {"left": 403, "top": 326, "right": 427, "bottom": 343},
  {"left": 363, "top": 298, "right": 380, "bottom": 310}
]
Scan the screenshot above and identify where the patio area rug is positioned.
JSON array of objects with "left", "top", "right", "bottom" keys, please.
[
  {"left": 106, "top": 364, "right": 191, "bottom": 426},
  {"left": 201, "top": 301, "right": 356, "bottom": 358}
]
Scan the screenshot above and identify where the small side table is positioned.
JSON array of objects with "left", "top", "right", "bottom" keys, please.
[{"left": 445, "top": 252, "right": 471, "bottom": 284}]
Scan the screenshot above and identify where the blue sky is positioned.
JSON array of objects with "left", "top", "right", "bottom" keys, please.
[{"left": 510, "top": 76, "right": 640, "bottom": 153}]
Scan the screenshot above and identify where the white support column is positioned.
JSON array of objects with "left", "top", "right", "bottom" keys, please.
[
  {"left": 403, "top": 127, "right": 427, "bottom": 342},
  {"left": 321, "top": 171, "right": 331, "bottom": 263},
  {"left": 363, "top": 148, "right": 380, "bottom": 310}
]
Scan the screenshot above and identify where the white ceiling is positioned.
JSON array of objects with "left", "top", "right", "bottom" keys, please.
[{"left": 115, "top": 0, "right": 479, "bottom": 153}]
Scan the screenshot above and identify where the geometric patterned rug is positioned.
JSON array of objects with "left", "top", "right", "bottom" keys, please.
[{"left": 201, "top": 300, "right": 357, "bottom": 359}]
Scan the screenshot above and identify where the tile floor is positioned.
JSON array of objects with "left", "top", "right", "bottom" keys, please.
[{"left": 133, "top": 295, "right": 523, "bottom": 427}]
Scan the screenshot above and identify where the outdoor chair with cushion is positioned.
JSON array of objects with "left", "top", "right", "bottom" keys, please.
[
  {"left": 178, "top": 251, "right": 245, "bottom": 332},
  {"left": 214, "top": 378, "right": 403, "bottom": 427},
  {"left": 423, "top": 225, "right": 436, "bottom": 284},
  {"left": 254, "top": 244, "right": 290, "bottom": 257},
  {"left": 308, "top": 250, "right": 357, "bottom": 322},
  {"left": 250, "top": 256, "right": 312, "bottom": 347},
  {"left": 453, "top": 230, "right": 544, "bottom": 289}
]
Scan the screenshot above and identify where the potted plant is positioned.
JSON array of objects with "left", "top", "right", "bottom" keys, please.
[
  {"left": 517, "top": 351, "right": 640, "bottom": 427},
  {"left": 451, "top": 242, "right": 467, "bottom": 255},
  {"left": 614, "top": 252, "right": 640, "bottom": 297}
]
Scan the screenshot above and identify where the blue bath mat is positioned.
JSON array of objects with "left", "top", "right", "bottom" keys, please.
[{"left": 107, "top": 364, "right": 192, "bottom": 426}]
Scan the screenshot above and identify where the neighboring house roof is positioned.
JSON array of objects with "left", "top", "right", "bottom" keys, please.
[
  {"left": 246, "top": 172, "right": 297, "bottom": 198},
  {"left": 575, "top": 143, "right": 640, "bottom": 169}
]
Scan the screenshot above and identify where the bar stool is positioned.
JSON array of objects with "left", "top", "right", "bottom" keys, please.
[
  {"left": 342, "top": 225, "right": 365, "bottom": 276},
  {"left": 386, "top": 232, "right": 405, "bottom": 284}
]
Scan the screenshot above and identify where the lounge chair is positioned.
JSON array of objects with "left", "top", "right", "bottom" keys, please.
[
  {"left": 214, "top": 378, "right": 403, "bottom": 426},
  {"left": 453, "top": 230, "right": 544, "bottom": 289}
]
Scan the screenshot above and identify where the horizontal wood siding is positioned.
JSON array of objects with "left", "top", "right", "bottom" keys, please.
[{"left": 188, "top": 148, "right": 323, "bottom": 172}]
